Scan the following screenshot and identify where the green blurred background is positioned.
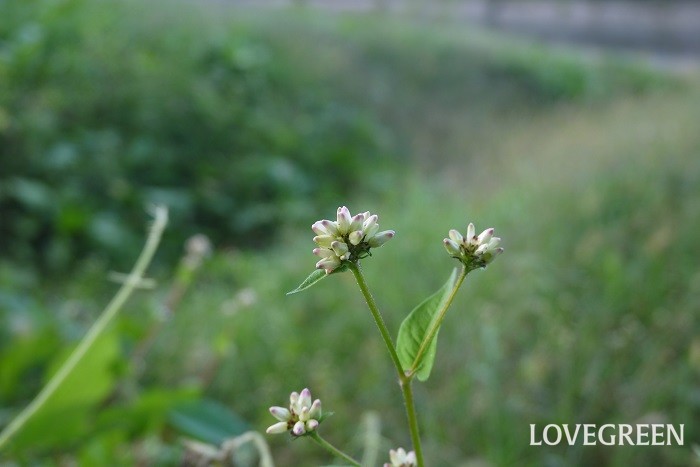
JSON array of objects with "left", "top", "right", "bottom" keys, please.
[{"left": 1, "top": 0, "right": 699, "bottom": 465}]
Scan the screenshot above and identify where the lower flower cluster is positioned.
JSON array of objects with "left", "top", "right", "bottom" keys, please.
[
  {"left": 266, "top": 388, "right": 322, "bottom": 437},
  {"left": 384, "top": 447, "right": 417, "bottom": 467}
]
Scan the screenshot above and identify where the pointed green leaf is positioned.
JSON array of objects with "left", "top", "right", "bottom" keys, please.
[
  {"left": 397, "top": 268, "right": 459, "bottom": 381},
  {"left": 287, "top": 269, "right": 327, "bottom": 295}
]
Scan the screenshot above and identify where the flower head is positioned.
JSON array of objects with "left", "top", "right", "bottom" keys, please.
[
  {"left": 266, "top": 388, "right": 323, "bottom": 437},
  {"left": 443, "top": 222, "right": 503, "bottom": 270},
  {"left": 384, "top": 447, "right": 417, "bottom": 467},
  {"left": 312, "top": 206, "right": 395, "bottom": 274}
]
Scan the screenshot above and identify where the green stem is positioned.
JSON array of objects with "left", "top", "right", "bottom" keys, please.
[
  {"left": 408, "top": 265, "right": 467, "bottom": 378},
  {"left": 349, "top": 263, "right": 425, "bottom": 467},
  {"left": 309, "top": 431, "right": 361, "bottom": 466},
  {"left": 0, "top": 206, "right": 168, "bottom": 451},
  {"left": 401, "top": 380, "right": 424, "bottom": 467}
]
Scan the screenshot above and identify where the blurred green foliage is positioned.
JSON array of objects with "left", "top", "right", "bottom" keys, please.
[{"left": 0, "top": 0, "right": 393, "bottom": 272}]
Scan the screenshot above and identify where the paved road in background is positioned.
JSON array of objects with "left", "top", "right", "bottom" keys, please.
[{"left": 231, "top": 0, "right": 700, "bottom": 71}]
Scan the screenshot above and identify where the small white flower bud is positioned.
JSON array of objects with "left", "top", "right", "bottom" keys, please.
[
  {"left": 349, "top": 213, "right": 365, "bottom": 232},
  {"left": 331, "top": 241, "right": 349, "bottom": 257},
  {"left": 298, "top": 388, "right": 312, "bottom": 410},
  {"left": 443, "top": 238, "right": 460, "bottom": 256},
  {"left": 336, "top": 206, "right": 352, "bottom": 233},
  {"left": 313, "top": 247, "right": 334, "bottom": 258},
  {"left": 466, "top": 223, "right": 475, "bottom": 239},
  {"left": 269, "top": 406, "right": 291, "bottom": 422},
  {"left": 292, "top": 420, "right": 306, "bottom": 436},
  {"left": 309, "top": 399, "right": 322, "bottom": 419},
  {"left": 313, "top": 235, "right": 335, "bottom": 247},
  {"left": 306, "top": 419, "right": 319, "bottom": 431},
  {"left": 477, "top": 227, "right": 494, "bottom": 244},
  {"left": 349, "top": 230, "right": 364, "bottom": 245},
  {"left": 367, "top": 230, "right": 395, "bottom": 248},
  {"left": 266, "top": 422, "right": 289, "bottom": 434},
  {"left": 448, "top": 229, "right": 463, "bottom": 243}
]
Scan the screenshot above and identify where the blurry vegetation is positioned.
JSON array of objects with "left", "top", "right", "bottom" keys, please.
[
  {"left": 1, "top": 0, "right": 699, "bottom": 466},
  {"left": 0, "top": 0, "right": 666, "bottom": 273}
]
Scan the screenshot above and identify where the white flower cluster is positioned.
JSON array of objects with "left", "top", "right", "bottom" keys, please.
[
  {"left": 443, "top": 222, "right": 503, "bottom": 270},
  {"left": 312, "top": 206, "right": 395, "bottom": 274},
  {"left": 266, "top": 388, "right": 322, "bottom": 437},
  {"left": 384, "top": 447, "right": 417, "bottom": 467}
]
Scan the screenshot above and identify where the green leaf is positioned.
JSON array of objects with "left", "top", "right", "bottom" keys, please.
[
  {"left": 396, "top": 268, "right": 459, "bottom": 381},
  {"left": 287, "top": 269, "right": 327, "bottom": 295}
]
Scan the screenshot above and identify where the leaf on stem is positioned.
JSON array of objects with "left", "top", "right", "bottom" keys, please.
[
  {"left": 287, "top": 269, "right": 328, "bottom": 295},
  {"left": 396, "top": 268, "right": 459, "bottom": 381}
]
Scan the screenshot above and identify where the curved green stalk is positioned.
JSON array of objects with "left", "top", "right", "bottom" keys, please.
[
  {"left": 408, "top": 265, "right": 467, "bottom": 378},
  {"left": 0, "top": 206, "right": 168, "bottom": 451},
  {"left": 309, "top": 431, "right": 361, "bottom": 466}
]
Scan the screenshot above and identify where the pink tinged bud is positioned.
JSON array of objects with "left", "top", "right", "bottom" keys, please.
[
  {"left": 266, "top": 421, "right": 289, "bottom": 435},
  {"left": 313, "top": 247, "right": 334, "bottom": 258},
  {"left": 466, "top": 223, "right": 475, "bottom": 240},
  {"left": 362, "top": 214, "right": 378, "bottom": 231},
  {"left": 330, "top": 241, "right": 349, "bottom": 257},
  {"left": 309, "top": 399, "right": 322, "bottom": 419},
  {"left": 477, "top": 228, "right": 494, "bottom": 244},
  {"left": 349, "top": 213, "right": 365, "bottom": 232},
  {"left": 316, "top": 257, "right": 340, "bottom": 273},
  {"left": 269, "top": 406, "right": 291, "bottom": 422},
  {"left": 299, "top": 388, "right": 312, "bottom": 410},
  {"left": 367, "top": 230, "right": 394, "bottom": 248},
  {"left": 448, "top": 229, "right": 463, "bottom": 243},
  {"left": 312, "top": 220, "right": 339, "bottom": 236},
  {"left": 292, "top": 420, "right": 306, "bottom": 436},
  {"left": 305, "top": 419, "right": 319, "bottom": 432},
  {"left": 349, "top": 230, "right": 364, "bottom": 245},
  {"left": 336, "top": 206, "right": 352, "bottom": 233},
  {"left": 443, "top": 238, "right": 461, "bottom": 256}
]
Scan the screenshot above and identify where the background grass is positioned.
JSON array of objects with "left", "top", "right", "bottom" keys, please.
[{"left": 1, "top": 1, "right": 699, "bottom": 466}]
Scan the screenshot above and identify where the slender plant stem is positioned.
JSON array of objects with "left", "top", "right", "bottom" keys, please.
[
  {"left": 401, "top": 380, "right": 424, "bottom": 467},
  {"left": 0, "top": 206, "right": 168, "bottom": 451},
  {"left": 309, "top": 431, "right": 361, "bottom": 466},
  {"left": 349, "top": 263, "right": 405, "bottom": 380},
  {"left": 408, "top": 265, "right": 467, "bottom": 378},
  {"left": 349, "top": 263, "right": 425, "bottom": 467}
]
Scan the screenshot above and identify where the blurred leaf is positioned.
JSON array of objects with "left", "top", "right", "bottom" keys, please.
[
  {"left": 397, "top": 268, "right": 458, "bottom": 381},
  {"left": 169, "top": 399, "right": 250, "bottom": 445},
  {"left": 8, "top": 331, "right": 120, "bottom": 452}
]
